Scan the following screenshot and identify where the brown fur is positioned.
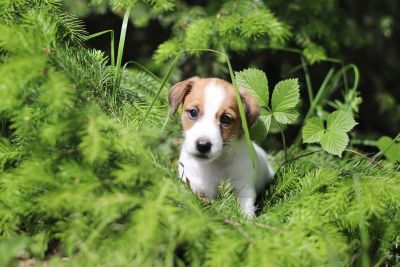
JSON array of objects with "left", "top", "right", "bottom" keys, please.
[
  {"left": 168, "top": 76, "right": 199, "bottom": 115},
  {"left": 180, "top": 78, "right": 209, "bottom": 131},
  {"left": 213, "top": 79, "right": 243, "bottom": 140},
  {"left": 168, "top": 77, "right": 260, "bottom": 141}
]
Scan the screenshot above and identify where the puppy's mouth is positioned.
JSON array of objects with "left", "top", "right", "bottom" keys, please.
[
  {"left": 192, "top": 150, "right": 223, "bottom": 161},
  {"left": 193, "top": 153, "right": 211, "bottom": 160}
]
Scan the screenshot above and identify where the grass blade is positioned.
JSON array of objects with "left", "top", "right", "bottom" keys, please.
[
  {"left": 122, "top": 60, "right": 161, "bottom": 81},
  {"left": 113, "top": 5, "right": 132, "bottom": 104},
  {"left": 85, "top": 30, "right": 115, "bottom": 67},
  {"left": 226, "top": 55, "right": 256, "bottom": 167},
  {"left": 301, "top": 56, "right": 314, "bottom": 104},
  {"left": 137, "top": 51, "right": 183, "bottom": 131}
]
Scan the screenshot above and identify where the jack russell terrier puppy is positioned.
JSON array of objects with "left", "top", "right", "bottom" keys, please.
[{"left": 169, "top": 77, "right": 274, "bottom": 216}]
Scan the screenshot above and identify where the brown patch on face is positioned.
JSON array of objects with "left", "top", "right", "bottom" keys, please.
[
  {"left": 168, "top": 76, "right": 199, "bottom": 115},
  {"left": 213, "top": 79, "right": 260, "bottom": 141},
  {"left": 213, "top": 79, "right": 243, "bottom": 141},
  {"left": 180, "top": 78, "right": 210, "bottom": 131},
  {"left": 239, "top": 87, "right": 260, "bottom": 127}
]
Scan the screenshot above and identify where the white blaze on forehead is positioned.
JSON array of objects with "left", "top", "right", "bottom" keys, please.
[
  {"left": 203, "top": 81, "right": 226, "bottom": 120},
  {"left": 183, "top": 80, "right": 226, "bottom": 161}
]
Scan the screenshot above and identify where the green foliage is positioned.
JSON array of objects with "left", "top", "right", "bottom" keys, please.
[
  {"left": 302, "top": 111, "right": 358, "bottom": 156},
  {"left": 0, "top": 1, "right": 399, "bottom": 267},
  {"left": 0, "top": 236, "right": 28, "bottom": 266},
  {"left": 62, "top": 0, "right": 175, "bottom": 18},
  {"left": 236, "top": 69, "right": 300, "bottom": 139},
  {"left": 153, "top": 1, "right": 291, "bottom": 64},
  {"left": 271, "top": 79, "right": 300, "bottom": 124},
  {"left": 0, "top": 138, "right": 20, "bottom": 171},
  {"left": 377, "top": 135, "right": 400, "bottom": 163},
  {"left": 235, "top": 68, "right": 269, "bottom": 105}
]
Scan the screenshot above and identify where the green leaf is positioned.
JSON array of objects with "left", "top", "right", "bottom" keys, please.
[
  {"left": 320, "top": 130, "right": 349, "bottom": 157},
  {"left": 235, "top": 68, "right": 269, "bottom": 105},
  {"left": 250, "top": 118, "right": 267, "bottom": 144},
  {"left": 302, "top": 117, "right": 325, "bottom": 143},
  {"left": 377, "top": 136, "right": 400, "bottom": 162},
  {"left": 271, "top": 78, "right": 300, "bottom": 112},
  {"left": 260, "top": 113, "right": 272, "bottom": 134},
  {"left": 273, "top": 109, "right": 299, "bottom": 124},
  {"left": 327, "top": 110, "right": 357, "bottom": 132},
  {"left": 302, "top": 110, "right": 357, "bottom": 157}
]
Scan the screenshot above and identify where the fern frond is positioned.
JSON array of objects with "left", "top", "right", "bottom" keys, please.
[
  {"left": 153, "top": 38, "right": 180, "bottom": 64},
  {"left": 143, "top": 0, "right": 175, "bottom": 12},
  {"left": 52, "top": 46, "right": 111, "bottom": 98},
  {"left": 78, "top": 105, "right": 111, "bottom": 164},
  {"left": 0, "top": 138, "right": 20, "bottom": 171},
  {"left": 154, "top": 0, "right": 291, "bottom": 64}
]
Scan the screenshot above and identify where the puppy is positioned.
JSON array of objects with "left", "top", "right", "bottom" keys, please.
[{"left": 169, "top": 77, "right": 274, "bottom": 216}]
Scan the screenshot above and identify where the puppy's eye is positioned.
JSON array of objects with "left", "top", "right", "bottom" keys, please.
[
  {"left": 188, "top": 108, "right": 198, "bottom": 119},
  {"left": 220, "top": 114, "right": 232, "bottom": 125}
]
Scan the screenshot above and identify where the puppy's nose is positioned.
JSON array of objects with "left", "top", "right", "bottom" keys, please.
[{"left": 196, "top": 138, "right": 212, "bottom": 154}]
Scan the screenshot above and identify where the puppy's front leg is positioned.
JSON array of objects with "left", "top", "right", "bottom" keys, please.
[
  {"left": 236, "top": 189, "right": 257, "bottom": 217},
  {"left": 179, "top": 162, "right": 219, "bottom": 199}
]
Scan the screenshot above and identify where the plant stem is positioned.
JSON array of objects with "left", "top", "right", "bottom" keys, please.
[
  {"left": 138, "top": 50, "right": 183, "bottom": 132},
  {"left": 301, "top": 57, "right": 313, "bottom": 104},
  {"left": 224, "top": 218, "right": 253, "bottom": 244},
  {"left": 345, "top": 149, "right": 383, "bottom": 168},
  {"left": 278, "top": 124, "right": 287, "bottom": 162},
  {"left": 275, "top": 149, "right": 323, "bottom": 174}
]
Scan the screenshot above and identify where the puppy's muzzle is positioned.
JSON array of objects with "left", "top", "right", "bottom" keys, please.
[{"left": 196, "top": 138, "right": 212, "bottom": 155}]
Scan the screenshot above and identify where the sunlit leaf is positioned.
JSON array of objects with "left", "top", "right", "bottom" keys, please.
[{"left": 302, "top": 117, "right": 325, "bottom": 143}]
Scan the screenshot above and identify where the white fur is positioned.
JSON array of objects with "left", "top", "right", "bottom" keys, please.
[
  {"left": 178, "top": 82, "right": 274, "bottom": 217},
  {"left": 183, "top": 83, "right": 226, "bottom": 161}
]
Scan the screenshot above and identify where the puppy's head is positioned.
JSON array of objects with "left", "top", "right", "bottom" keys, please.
[{"left": 169, "top": 77, "right": 259, "bottom": 161}]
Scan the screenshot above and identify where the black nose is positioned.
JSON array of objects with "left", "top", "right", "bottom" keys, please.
[{"left": 196, "top": 138, "right": 212, "bottom": 154}]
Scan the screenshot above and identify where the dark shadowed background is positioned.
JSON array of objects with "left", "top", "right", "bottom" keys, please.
[{"left": 65, "top": 0, "right": 400, "bottom": 142}]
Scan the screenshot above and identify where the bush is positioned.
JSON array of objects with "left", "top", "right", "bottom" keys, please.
[{"left": 0, "top": 1, "right": 399, "bottom": 266}]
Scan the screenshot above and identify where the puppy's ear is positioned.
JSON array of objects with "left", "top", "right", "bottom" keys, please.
[
  {"left": 240, "top": 88, "right": 260, "bottom": 128},
  {"left": 168, "top": 76, "right": 199, "bottom": 115}
]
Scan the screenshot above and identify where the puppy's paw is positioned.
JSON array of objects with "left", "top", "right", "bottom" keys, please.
[
  {"left": 238, "top": 196, "right": 256, "bottom": 218},
  {"left": 242, "top": 206, "right": 256, "bottom": 219}
]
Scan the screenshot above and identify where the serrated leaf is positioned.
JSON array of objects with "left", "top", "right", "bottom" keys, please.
[
  {"left": 271, "top": 78, "right": 300, "bottom": 112},
  {"left": 273, "top": 109, "right": 299, "bottom": 124},
  {"left": 320, "top": 130, "right": 349, "bottom": 157},
  {"left": 302, "top": 117, "right": 325, "bottom": 143},
  {"left": 260, "top": 113, "right": 272, "bottom": 134},
  {"left": 235, "top": 68, "right": 269, "bottom": 105},
  {"left": 327, "top": 110, "right": 357, "bottom": 132}
]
